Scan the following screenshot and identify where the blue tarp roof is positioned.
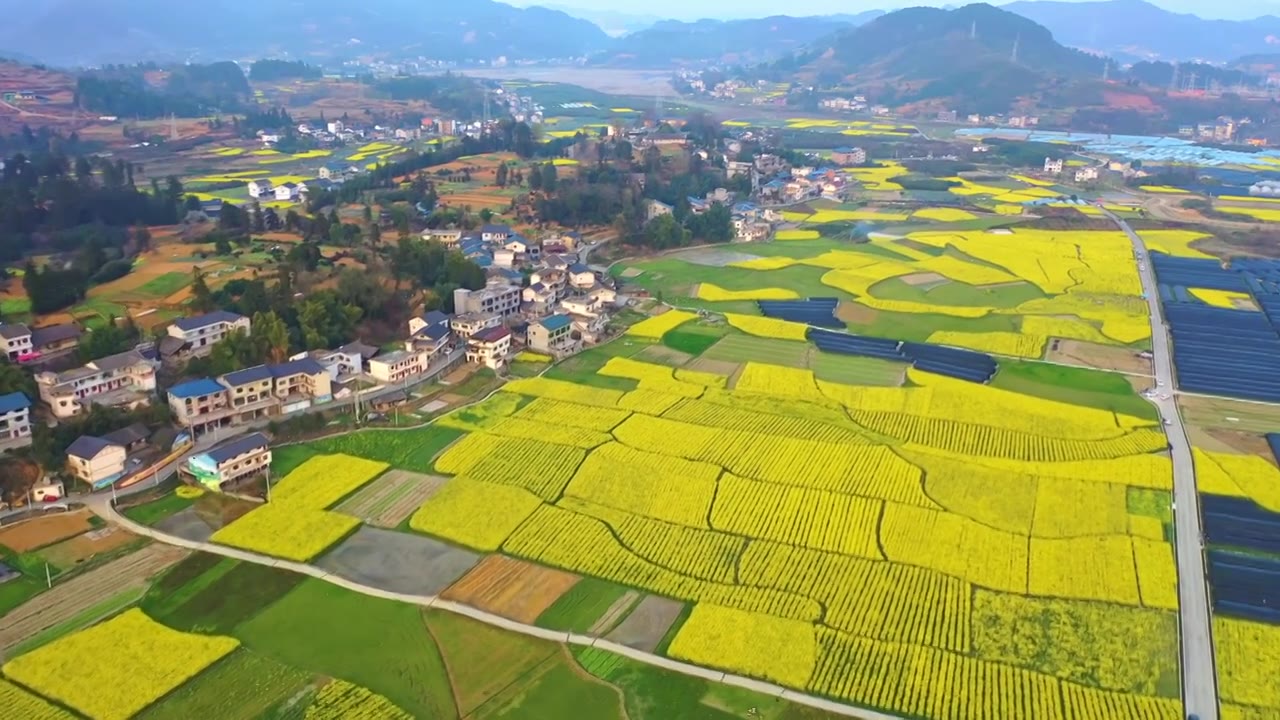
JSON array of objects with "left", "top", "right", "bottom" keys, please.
[
  {"left": 0, "top": 392, "right": 30, "bottom": 414},
  {"left": 169, "top": 378, "right": 225, "bottom": 399}
]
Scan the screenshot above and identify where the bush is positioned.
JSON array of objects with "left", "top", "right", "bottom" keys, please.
[{"left": 90, "top": 258, "right": 134, "bottom": 284}]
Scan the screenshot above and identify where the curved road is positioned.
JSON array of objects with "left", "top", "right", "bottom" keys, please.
[
  {"left": 1105, "top": 209, "right": 1219, "bottom": 720},
  {"left": 85, "top": 495, "right": 900, "bottom": 720}
]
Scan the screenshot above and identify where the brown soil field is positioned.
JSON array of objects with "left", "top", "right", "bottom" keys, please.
[
  {"left": 604, "top": 595, "right": 686, "bottom": 652},
  {"left": 0, "top": 510, "right": 95, "bottom": 553},
  {"left": 1047, "top": 340, "right": 1153, "bottom": 375},
  {"left": 900, "top": 272, "right": 947, "bottom": 287},
  {"left": 684, "top": 358, "right": 739, "bottom": 378},
  {"left": 336, "top": 470, "right": 447, "bottom": 528},
  {"left": 636, "top": 344, "right": 692, "bottom": 367},
  {"left": 1204, "top": 428, "right": 1273, "bottom": 458},
  {"left": 37, "top": 525, "right": 141, "bottom": 568},
  {"left": 837, "top": 301, "right": 880, "bottom": 325},
  {"left": 1180, "top": 394, "right": 1280, "bottom": 435},
  {"left": 441, "top": 555, "right": 581, "bottom": 623},
  {"left": 0, "top": 543, "right": 188, "bottom": 652},
  {"left": 437, "top": 192, "right": 514, "bottom": 212}
]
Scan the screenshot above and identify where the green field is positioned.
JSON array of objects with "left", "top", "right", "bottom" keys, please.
[
  {"left": 269, "top": 445, "right": 320, "bottom": 476},
  {"left": 662, "top": 324, "right": 730, "bottom": 356},
  {"left": 122, "top": 491, "right": 197, "bottom": 525},
  {"left": 992, "top": 360, "right": 1157, "bottom": 420},
  {"left": 809, "top": 352, "right": 906, "bottom": 386},
  {"left": 700, "top": 334, "right": 810, "bottom": 368},
  {"left": 138, "top": 649, "right": 310, "bottom": 720},
  {"left": 304, "top": 425, "right": 464, "bottom": 474},
  {"left": 869, "top": 277, "right": 1045, "bottom": 309},
  {"left": 134, "top": 272, "right": 192, "bottom": 298},
  {"left": 236, "top": 578, "right": 456, "bottom": 719},
  {"left": 536, "top": 578, "right": 633, "bottom": 633},
  {"left": 153, "top": 562, "right": 306, "bottom": 635}
]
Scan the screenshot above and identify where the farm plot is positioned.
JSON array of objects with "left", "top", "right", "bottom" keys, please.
[
  {"left": 442, "top": 555, "right": 582, "bottom": 623},
  {"left": 0, "top": 510, "right": 95, "bottom": 552},
  {"left": 385, "top": 350, "right": 1182, "bottom": 718},
  {"left": 604, "top": 595, "right": 686, "bottom": 652},
  {"left": 137, "top": 649, "right": 311, "bottom": 720},
  {"left": 3, "top": 609, "right": 239, "bottom": 720},
  {"left": 36, "top": 525, "right": 142, "bottom": 567},
  {"left": 317, "top": 526, "right": 479, "bottom": 596},
  {"left": 0, "top": 544, "right": 188, "bottom": 652},
  {"left": 335, "top": 469, "right": 448, "bottom": 527}
]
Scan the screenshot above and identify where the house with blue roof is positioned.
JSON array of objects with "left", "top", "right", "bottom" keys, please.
[
  {"left": 167, "top": 356, "right": 333, "bottom": 437},
  {"left": 166, "top": 311, "right": 251, "bottom": 359},
  {"left": 184, "top": 432, "right": 272, "bottom": 489},
  {"left": 527, "top": 314, "right": 577, "bottom": 355},
  {"left": 0, "top": 391, "right": 32, "bottom": 453}
]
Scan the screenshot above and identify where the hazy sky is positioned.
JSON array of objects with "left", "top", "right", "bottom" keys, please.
[{"left": 515, "top": 0, "right": 1280, "bottom": 22}]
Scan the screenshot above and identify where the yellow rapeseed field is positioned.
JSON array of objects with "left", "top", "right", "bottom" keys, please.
[
  {"left": 3, "top": 610, "right": 238, "bottom": 720},
  {"left": 1215, "top": 617, "right": 1280, "bottom": 711},
  {"left": 669, "top": 605, "right": 817, "bottom": 688},
  {"left": 928, "top": 330, "right": 1047, "bottom": 359},
  {"left": 305, "top": 681, "right": 412, "bottom": 719},
  {"left": 626, "top": 309, "right": 697, "bottom": 338},
  {"left": 0, "top": 679, "right": 76, "bottom": 719},
  {"left": 775, "top": 229, "right": 821, "bottom": 241},
  {"left": 411, "top": 478, "right": 543, "bottom": 551},
  {"left": 724, "top": 313, "right": 810, "bottom": 341},
  {"left": 1189, "top": 288, "right": 1252, "bottom": 309},
  {"left": 695, "top": 283, "right": 799, "bottom": 301}
]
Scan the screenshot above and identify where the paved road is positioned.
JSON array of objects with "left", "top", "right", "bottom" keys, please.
[
  {"left": 85, "top": 496, "right": 902, "bottom": 720},
  {"left": 1106, "top": 209, "right": 1219, "bottom": 720}
]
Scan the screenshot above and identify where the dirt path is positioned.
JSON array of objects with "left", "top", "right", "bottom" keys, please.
[{"left": 0, "top": 543, "right": 188, "bottom": 651}]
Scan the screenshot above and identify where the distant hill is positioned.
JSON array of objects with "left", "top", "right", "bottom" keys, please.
[
  {"left": 767, "top": 4, "right": 1103, "bottom": 112},
  {"left": 1003, "top": 0, "right": 1280, "bottom": 64},
  {"left": 0, "top": 0, "right": 610, "bottom": 67},
  {"left": 592, "top": 14, "right": 880, "bottom": 68},
  {"left": 539, "top": 5, "right": 663, "bottom": 36}
]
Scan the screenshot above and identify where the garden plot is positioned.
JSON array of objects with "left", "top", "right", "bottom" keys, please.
[
  {"left": 316, "top": 526, "right": 479, "bottom": 596},
  {"left": 335, "top": 469, "right": 448, "bottom": 528},
  {"left": 442, "top": 555, "right": 582, "bottom": 623},
  {"left": 0, "top": 543, "right": 188, "bottom": 652},
  {"left": 679, "top": 248, "right": 766, "bottom": 267},
  {"left": 0, "top": 510, "right": 95, "bottom": 552},
  {"left": 604, "top": 595, "right": 686, "bottom": 652},
  {"left": 36, "top": 525, "right": 140, "bottom": 567}
]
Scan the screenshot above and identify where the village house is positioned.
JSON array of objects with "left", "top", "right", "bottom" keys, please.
[
  {"left": 831, "top": 147, "right": 867, "bottom": 166},
  {"left": 522, "top": 282, "right": 556, "bottom": 311},
  {"left": 1075, "top": 167, "right": 1100, "bottom": 183},
  {"left": 103, "top": 423, "right": 151, "bottom": 455},
  {"left": 454, "top": 280, "right": 521, "bottom": 319},
  {"left": 526, "top": 315, "right": 576, "bottom": 356},
  {"left": 561, "top": 295, "right": 603, "bottom": 317},
  {"left": 247, "top": 179, "right": 274, "bottom": 198},
  {"left": 571, "top": 313, "right": 608, "bottom": 344},
  {"left": 166, "top": 358, "right": 331, "bottom": 436},
  {"left": 1043, "top": 157, "right": 1064, "bottom": 174},
  {"left": 274, "top": 183, "right": 301, "bottom": 202},
  {"left": 646, "top": 199, "right": 674, "bottom": 224},
  {"left": 480, "top": 224, "right": 513, "bottom": 243},
  {"left": 166, "top": 311, "right": 252, "bottom": 359},
  {"left": 184, "top": 433, "right": 272, "bottom": 490},
  {"left": 29, "top": 323, "right": 82, "bottom": 359},
  {"left": 567, "top": 264, "right": 596, "bottom": 291},
  {"left": 493, "top": 248, "right": 516, "bottom": 268},
  {"left": 36, "top": 349, "right": 158, "bottom": 420},
  {"left": 423, "top": 228, "right": 464, "bottom": 246},
  {"left": 65, "top": 435, "right": 128, "bottom": 489},
  {"left": 297, "top": 341, "right": 378, "bottom": 382},
  {"left": 406, "top": 312, "right": 454, "bottom": 363},
  {"left": 367, "top": 348, "right": 430, "bottom": 384},
  {"left": 466, "top": 325, "right": 512, "bottom": 370},
  {"left": 450, "top": 312, "right": 501, "bottom": 340},
  {"left": 0, "top": 392, "right": 32, "bottom": 453},
  {"left": 0, "top": 323, "right": 34, "bottom": 362}
]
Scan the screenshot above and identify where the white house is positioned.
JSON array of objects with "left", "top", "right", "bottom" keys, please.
[
  {"left": 0, "top": 392, "right": 32, "bottom": 453},
  {"left": 167, "top": 311, "right": 252, "bottom": 358},
  {"left": 185, "top": 433, "right": 272, "bottom": 490},
  {"left": 466, "top": 326, "right": 511, "bottom": 370},
  {"left": 1043, "top": 158, "right": 1064, "bottom": 174},
  {"left": 480, "top": 224, "right": 512, "bottom": 243},
  {"left": 1074, "top": 167, "right": 1099, "bottom": 183},
  {"left": 247, "top": 179, "right": 274, "bottom": 198},
  {"left": 65, "top": 436, "right": 128, "bottom": 489},
  {"left": 274, "top": 183, "right": 300, "bottom": 202},
  {"left": 0, "top": 323, "right": 33, "bottom": 362},
  {"left": 567, "top": 264, "right": 596, "bottom": 290},
  {"left": 35, "top": 349, "right": 159, "bottom": 420}
]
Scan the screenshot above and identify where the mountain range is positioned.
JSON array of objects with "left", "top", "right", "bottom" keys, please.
[
  {"left": 0, "top": 0, "right": 611, "bottom": 67},
  {"left": 765, "top": 4, "right": 1104, "bottom": 112},
  {"left": 1003, "top": 0, "right": 1280, "bottom": 64},
  {"left": 590, "top": 13, "right": 884, "bottom": 68}
]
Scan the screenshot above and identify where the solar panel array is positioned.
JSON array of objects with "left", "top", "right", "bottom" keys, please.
[
  {"left": 757, "top": 298, "right": 844, "bottom": 329},
  {"left": 1204, "top": 493, "right": 1280, "bottom": 623},
  {"left": 807, "top": 328, "right": 998, "bottom": 384},
  {"left": 1151, "top": 254, "right": 1280, "bottom": 402}
]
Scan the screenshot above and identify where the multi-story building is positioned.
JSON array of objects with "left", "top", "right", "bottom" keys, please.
[
  {"left": 466, "top": 326, "right": 511, "bottom": 370},
  {"left": 296, "top": 341, "right": 377, "bottom": 382},
  {"left": 407, "top": 312, "right": 453, "bottom": 362},
  {"left": 1043, "top": 157, "right": 1064, "bottom": 174},
  {"left": 453, "top": 280, "right": 521, "bottom": 318},
  {"left": 185, "top": 433, "right": 272, "bottom": 490},
  {"left": 65, "top": 436, "right": 128, "bottom": 488},
  {"left": 527, "top": 315, "right": 575, "bottom": 355},
  {"left": 831, "top": 147, "right": 867, "bottom": 167},
  {"left": 0, "top": 323, "right": 33, "bottom": 362},
  {"left": 567, "top": 264, "right": 596, "bottom": 291},
  {"left": 167, "top": 358, "right": 331, "bottom": 435},
  {"left": 28, "top": 324, "right": 82, "bottom": 359},
  {"left": 368, "top": 348, "right": 429, "bottom": 384},
  {"left": 450, "top": 312, "right": 501, "bottom": 340},
  {"left": 480, "top": 224, "right": 512, "bottom": 243},
  {"left": 36, "top": 349, "right": 159, "bottom": 420},
  {"left": 167, "top": 311, "right": 251, "bottom": 358},
  {"left": 0, "top": 392, "right": 32, "bottom": 453}
]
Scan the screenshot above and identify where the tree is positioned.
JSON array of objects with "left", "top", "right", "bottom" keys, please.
[
  {"left": 541, "top": 163, "right": 558, "bottom": 193},
  {"left": 0, "top": 359, "right": 35, "bottom": 399},
  {"left": 132, "top": 224, "right": 151, "bottom": 251},
  {"left": 214, "top": 235, "right": 233, "bottom": 255},
  {"left": 79, "top": 315, "right": 138, "bottom": 362},
  {"left": 190, "top": 267, "right": 216, "bottom": 312},
  {"left": 207, "top": 328, "right": 260, "bottom": 375},
  {"left": 495, "top": 162, "right": 509, "bottom": 188},
  {"left": 251, "top": 203, "right": 265, "bottom": 233},
  {"left": 251, "top": 310, "right": 290, "bottom": 364},
  {"left": 479, "top": 208, "right": 494, "bottom": 222},
  {"left": 528, "top": 164, "right": 543, "bottom": 192}
]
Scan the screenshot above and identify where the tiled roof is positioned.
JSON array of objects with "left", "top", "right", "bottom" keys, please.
[
  {"left": 66, "top": 435, "right": 119, "bottom": 460},
  {"left": 205, "top": 433, "right": 270, "bottom": 463},
  {"left": 171, "top": 311, "right": 245, "bottom": 332},
  {"left": 168, "top": 378, "right": 226, "bottom": 399},
  {"left": 0, "top": 392, "right": 30, "bottom": 414}
]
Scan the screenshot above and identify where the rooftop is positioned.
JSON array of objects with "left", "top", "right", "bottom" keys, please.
[
  {"left": 471, "top": 325, "right": 512, "bottom": 344},
  {"left": 205, "top": 432, "right": 270, "bottom": 464},
  {"left": 30, "top": 323, "right": 81, "bottom": 347},
  {"left": 172, "top": 311, "right": 246, "bottom": 333},
  {"left": 66, "top": 435, "right": 120, "bottom": 461},
  {"left": 538, "top": 314, "right": 572, "bottom": 332},
  {"left": 0, "top": 323, "right": 31, "bottom": 340},
  {"left": 102, "top": 422, "right": 150, "bottom": 447},
  {"left": 0, "top": 392, "right": 30, "bottom": 414},
  {"left": 169, "top": 378, "right": 226, "bottom": 400}
]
